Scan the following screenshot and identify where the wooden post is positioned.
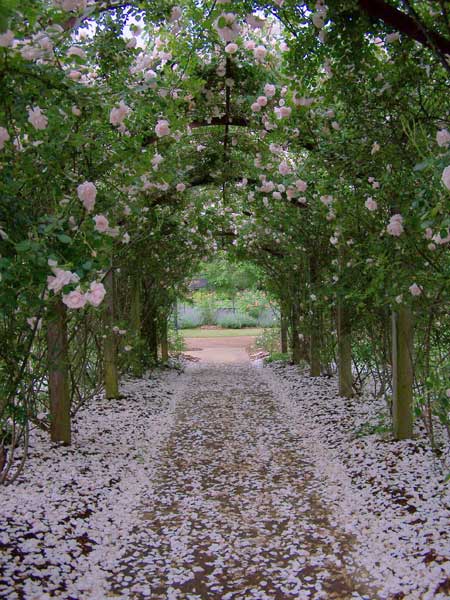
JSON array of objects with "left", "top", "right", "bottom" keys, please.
[
  {"left": 104, "top": 269, "right": 119, "bottom": 399},
  {"left": 337, "top": 299, "right": 353, "bottom": 397},
  {"left": 280, "top": 305, "right": 288, "bottom": 354},
  {"left": 160, "top": 315, "right": 169, "bottom": 363},
  {"left": 392, "top": 306, "right": 414, "bottom": 439},
  {"left": 47, "top": 298, "right": 71, "bottom": 444}
]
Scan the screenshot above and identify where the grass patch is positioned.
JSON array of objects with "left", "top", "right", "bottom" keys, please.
[{"left": 181, "top": 327, "right": 264, "bottom": 338}]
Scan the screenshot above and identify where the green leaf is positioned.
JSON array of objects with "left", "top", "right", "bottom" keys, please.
[
  {"left": 57, "top": 234, "right": 72, "bottom": 244},
  {"left": 16, "top": 240, "right": 31, "bottom": 252}
]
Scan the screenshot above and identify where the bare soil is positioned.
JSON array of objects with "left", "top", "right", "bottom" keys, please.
[{"left": 184, "top": 335, "right": 257, "bottom": 363}]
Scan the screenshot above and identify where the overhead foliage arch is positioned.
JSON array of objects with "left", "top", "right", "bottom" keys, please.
[{"left": 0, "top": 0, "right": 449, "bottom": 481}]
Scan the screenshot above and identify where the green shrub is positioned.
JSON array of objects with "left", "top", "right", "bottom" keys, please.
[
  {"left": 265, "top": 352, "right": 291, "bottom": 363},
  {"left": 178, "top": 317, "right": 202, "bottom": 329},
  {"left": 216, "top": 312, "right": 258, "bottom": 328},
  {"left": 178, "top": 306, "right": 203, "bottom": 328},
  {"left": 257, "top": 309, "right": 278, "bottom": 327}
]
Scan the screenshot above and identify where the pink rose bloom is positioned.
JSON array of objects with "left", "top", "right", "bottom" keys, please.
[
  {"left": 274, "top": 106, "right": 291, "bottom": 119},
  {"left": 294, "top": 95, "right": 314, "bottom": 107},
  {"left": 245, "top": 40, "right": 256, "bottom": 50},
  {"left": 295, "top": 179, "right": 307, "bottom": 192},
  {"left": 77, "top": 181, "right": 97, "bottom": 212},
  {"left": 246, "top": 15, "right": 264, "bottom": 30},
  {"left": 110, "top": 100, "right": 130, "bottom": 126},
  {"left": 365, "top": 197, "right": 378, "bottom": 211},
  {"left": 225, "top": 42, "right": 238, "bottom": 54},
  {"left": 278, "top": 160, "right": 291, "bottom": 175},
  {"left": 0, "top": 126, "right": 10, "bottom": 150},
  {"left": 28, "top": 106, "right": 48, "bottom": 130},
  {"left": 257, "top": 96, "right": 268, "bottom": 107},
  {"left": 86, "top": 281, "right": 106, "bottom": 307},
  {"left": 215, "top": 13, "right": 240, "bottom": 43},
  {"left": 176, "top": 183, "right": 186, "bottom": 192},
  {"left": 170, "top": 6, "right": 182, "bottom": 21},
  {"left": 312, "top": 13, "right": 325, "bottom": 29},
  {"left": 436, "top": 129, "right": 450, "bottom": 147},
  {"left": 0, "top": 30, "right": 14, "bottom": 47},
  {"left": 387, "top": 214, "right": 404, "bottom": 236},
  {"left": 62, "top": 289, "right": 86, "bottom": 309},
  {"left": 68, "top": 70, "right": 81, "bottom": 80},
  {"left": 47, "top": 268, "right": 79, "bottom": 293},
  {"left": 320, "top": 195, "right": 333, "bottom": 206},
  {"left": 409, "top": 283, "right": 422, "bottom": 296},
  {"left": 152, "top": 153, "right": 163, "bottom": 168},
  {"left": 155, "top": 119, "right": 170, "bottom": 137},
  {"left": 424, "top": 227, "right": 433, "bottom": 239},
  {"left": 72, "top": 105, "right": 81, "bottom": 116},
  {"left": 67, "top": 46, "right": 86, "bottom": 59},
  {"left": 253, "top": 45, "right": 267, "bottom": 61},
  {"left": 442, "top": 165, "right": 450, "bottom": 190},
  {"left": 251, "top": 102, "right": 261, "bottom": 112},
  {"left": 93, "top": 214, "right": 109, "bottom": 233},
  {"left": 264, "top": 84, "right": 276, "bottom": 97}
]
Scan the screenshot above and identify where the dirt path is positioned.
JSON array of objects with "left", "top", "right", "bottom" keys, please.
[
  {"left": 184, "top": 335, "right": 256, "bottom": 363},
  {"left": 110, "top": 364, "right": 378, "bottom": 599}
]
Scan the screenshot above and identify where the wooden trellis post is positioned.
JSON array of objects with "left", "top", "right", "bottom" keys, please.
[
  {"left": 337, "top": 299, "right": 353, "bottom": 397},
  {"left": 337, "top": 248, "right": 353, "bottom": 397},
  {"left": 104, "top": 268, "right": 119, "bottom": 399},
  {"left": 392, "top": 306, "right": 414, "bottom": 439},
  {"left": 160, "top": 315, "right": 169, "bottom": 363},
  {"left": 47, "top": 298, "right": 71, "bottom": 444}
]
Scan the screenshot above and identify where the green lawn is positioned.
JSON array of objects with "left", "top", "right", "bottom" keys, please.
[{"left": 181, "top": 327, "right": 264, "bottom": 338}]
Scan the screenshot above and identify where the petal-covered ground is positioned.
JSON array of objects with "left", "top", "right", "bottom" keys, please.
[{"left": 1, "top": 362, "right": 449, "bottom": 599}]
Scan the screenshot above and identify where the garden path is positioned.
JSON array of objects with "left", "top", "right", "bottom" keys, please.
[
  {"left": 183, "top": 335, "right": 256, "bottom": 363},
  {"left": 110, "top": 363, "right": 378, "bottom": 599}
]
